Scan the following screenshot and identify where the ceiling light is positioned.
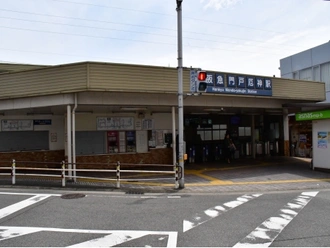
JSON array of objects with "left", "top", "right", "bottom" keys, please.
[
  {"left": 27, "top": 112, "right": 53, "bottom": 116},
  {"left": 120, "top": 107, "right": 148, "bottom": 111},
  {"left": 190, "top": 112, "right": 209, "bottom": 115},
  {"left": 75, "top": 111, "right": 93, "bottom": 114},
  {"left": 203, "top": 108, "right": 224, "bottom": 112}
]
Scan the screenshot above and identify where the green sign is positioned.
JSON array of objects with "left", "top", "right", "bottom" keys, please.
[{"left": 296, "top": 109, "right": 330, "bottom": 121}]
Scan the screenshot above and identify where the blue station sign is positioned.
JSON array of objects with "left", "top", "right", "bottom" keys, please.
[{"left": 190, "top": 70, "right": 273, "bottom": 96}]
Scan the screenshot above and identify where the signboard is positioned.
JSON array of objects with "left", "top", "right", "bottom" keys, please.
[
  {"left": 1, "top": 119, "right": 34, "bottom": 131},
  {"left": 296, "top": 110, "right": 330, "bottom": 121},
  {"left": 34, "top": 119, "right": 52, "bottom": 125},
  {"left": 190, "top": 69, "right": 272, "bottom": 96},
  {"left": 189, "top": 70, "right": 197, "bottom": 93},
  {"left": 97, "top": 117, "right": 134, "bottom": 130}
]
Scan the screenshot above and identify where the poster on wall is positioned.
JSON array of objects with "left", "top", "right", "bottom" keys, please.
[
  {"left": 97, "top": 117, "right": 134, "bottom": 130},
  {"left": 317, "top": 131, "right": 328, "bottom": 149},
  {"left": 299, "top": 134, "right": 307, "bottom": 143},
  {"left": 50, "top": 133, "right": 57, "bottom": 142},
  {"left": 1, "top": 119, "right": 33, "bottom": 131}
]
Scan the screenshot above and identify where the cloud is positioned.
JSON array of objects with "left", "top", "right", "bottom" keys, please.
[{"left": 200, "top": 0, "right": 242, "bottom": 10}]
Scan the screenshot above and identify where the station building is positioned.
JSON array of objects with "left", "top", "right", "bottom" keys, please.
[
  {"left": 280, "top": 41, "right": 330, "bottom": 157},
  {"left": 0, "top": 61, "right": 325, "bottom": 168}
]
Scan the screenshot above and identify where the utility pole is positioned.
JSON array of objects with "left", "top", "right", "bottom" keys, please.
[{"left": 176, "top": 0, "right": 184, "bottom": 188}]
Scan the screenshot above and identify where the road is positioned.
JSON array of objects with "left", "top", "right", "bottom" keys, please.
[{"left": 1, "top": 188, "right": 330, "bottom": 247}]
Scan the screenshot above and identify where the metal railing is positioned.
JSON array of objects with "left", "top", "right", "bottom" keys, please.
[{"left": 0, "top": 159, "right": 181, "bottom": 189}]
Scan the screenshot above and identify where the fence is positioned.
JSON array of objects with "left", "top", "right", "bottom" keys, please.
[{"left": 0, "top": 159, "right": 181, "bottom": 189}]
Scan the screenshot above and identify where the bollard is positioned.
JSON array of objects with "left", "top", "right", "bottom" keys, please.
[
  {"left": 174, "top": 163, "right": 179, "bottom": 189},
  {"left": 116, "top": 161, "right": 120, "bottom": 189},
  {"left": 61, "top": 160, "right": 66, "bottom": 187},
  {"left": 11, "top": 159, "right": 16, "bottom": 185}
]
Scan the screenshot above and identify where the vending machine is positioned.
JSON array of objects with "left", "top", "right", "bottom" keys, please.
[
  {"left": 107, "top": 131, "right": 119, "bottom": 153},
  {"left": 126, "top": 131, "right": 136, "bottom": 152}
]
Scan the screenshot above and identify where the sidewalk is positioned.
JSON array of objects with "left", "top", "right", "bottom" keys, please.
[{"left": 1, "top": 156, "right": 330, "bottom": 194}]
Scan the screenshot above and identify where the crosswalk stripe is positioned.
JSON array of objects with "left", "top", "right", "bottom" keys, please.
[
  {"left": 233, "top": 191, "right": 319, "bottom": 247},
  {"left": 183, "top": 193, "right": 262, "bottom": 232},
  {"left": 67, "top": 232, "right": 148, "bottom": 247},
  {"left": 0, "top": 194, "right": 51, "bottom": 220},
  {"left": 0, "top": 226, "right": 178, "bottom": 247}
]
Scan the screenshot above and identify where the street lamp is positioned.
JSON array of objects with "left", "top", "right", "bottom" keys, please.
[{"left": 176, "top": 0, "right": 184, "bottom": 188}]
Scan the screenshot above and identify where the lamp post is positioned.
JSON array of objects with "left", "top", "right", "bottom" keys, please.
[{"left": 176, "top": 0, "right": 184, "bottom": 188}]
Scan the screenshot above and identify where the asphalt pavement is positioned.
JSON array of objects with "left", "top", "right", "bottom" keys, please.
[{"left": 1, "top": 156, "right": 330, "bottom": 194}]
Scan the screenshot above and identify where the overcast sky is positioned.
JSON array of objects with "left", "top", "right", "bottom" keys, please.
[{"left": 1, "top": 0, "right": 330, "bottom": 77}]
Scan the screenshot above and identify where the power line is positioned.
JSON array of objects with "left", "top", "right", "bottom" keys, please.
[
  {"left": 0, "top": 8, "right": 302, "bottom": 49},
  {"left": 0, "top": 24, "right": 286, "bottom": 56},
  {"left": 0, "top": 25, "right": 175, "bottom": 46},
  {"left": 50, "top": 0, "right": 284, "bottom": 35},
  {"left": 0, "top": 16, "right": 297, "bottom": 52},
  {"left": 0, "top": 8, "right": 175, "bottom": 32},
  {"left": 51, "top": 0, "right": 171, "bottom": 17},
  {"left": 0, "top": 16, "right": 175, "bottom": 38},
  {"left": 0, "top": 47, "right": 146, "bottom": 64}
]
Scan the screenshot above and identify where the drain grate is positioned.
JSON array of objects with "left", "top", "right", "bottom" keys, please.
[
  {"left": 61, "top": 193, "right": 86, "bottom": 199},
  {"left": 125, "top": 191, "right": 145, "bottom": 195}
]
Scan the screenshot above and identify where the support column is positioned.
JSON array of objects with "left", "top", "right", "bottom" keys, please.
[
  {"left": 172, "top": 106, "right": 176, "bottom": 166},
  {"left": 251, "top": 115, "right": 256, "bottom": 159},
  {"left": 67, "top": 105, "right": 72, "bottom": 178},
  {"left": 283, "top": 108, "right": 290, "bottom": 156},
  {"left": 72, "top": 94, "right": 77, "bottom": 182},
  {"left": 177, "top": 1, "right": 184, "bottom": 188}
]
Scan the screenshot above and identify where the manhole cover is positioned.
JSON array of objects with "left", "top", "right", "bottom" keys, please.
[{"left": 61, "top": 193, "right": 86, "bottom": 199}]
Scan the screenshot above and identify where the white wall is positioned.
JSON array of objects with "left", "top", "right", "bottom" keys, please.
[
  {"left": 152, "top": 113, "right": 177, "bottom": 130},
  {"left": 33, "top": 115, "right": 64, "bottom": 150},
  {"left": 74, "top": 112, "right": 175, "bottom": 131},
  {"left": 0, "top": 115, "right": 64, "bottom": 151},
  {"left": 312, "top": 119, "right": 330, "bottom": 169},
  {"left": 71, "top": 112, "right": 175, "bottom": 153}
]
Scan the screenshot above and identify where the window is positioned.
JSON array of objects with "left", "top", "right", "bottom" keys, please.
[
  {"left": 197, "top": 124, "right": 227, "bottom": 141},
  {"left": 239, "top": 127, "right": 251, "bottom": 136}
]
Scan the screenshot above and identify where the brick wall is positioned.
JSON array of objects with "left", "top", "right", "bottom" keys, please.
[
  {"left": 75, "top": 148, "right": 173, "bottom": 169},
  {"left": 0, "top": 150, "right": 65, "bottom": 167},
  {"left": 0, "top": 148, "right": 173, "bottom": 169}
]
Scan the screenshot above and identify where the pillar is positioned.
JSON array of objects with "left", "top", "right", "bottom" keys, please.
[
  {"left": 251, "top": 114, "right": 256, "bottom": 159},
  {"left": 283, "top": 108, "right": 290, "bottom": 156},
  {"left": 67, "top": 105, "right": 72, "bottom": 178},
  {"left": 172, "top": 106, "right": 176, "bottom": 165}
]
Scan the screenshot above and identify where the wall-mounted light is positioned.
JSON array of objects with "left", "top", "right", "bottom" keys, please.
[{"left": 186, "top": 93, "right": 201, "bottom": 96}]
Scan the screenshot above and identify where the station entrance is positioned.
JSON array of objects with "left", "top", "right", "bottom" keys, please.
[{"left": 183, "top": 113, "right": 283, "bottom": 164}]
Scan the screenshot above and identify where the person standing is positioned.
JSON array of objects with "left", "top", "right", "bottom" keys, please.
[{"left": 224, "top": 133, "right": 235, "bottom": 164}]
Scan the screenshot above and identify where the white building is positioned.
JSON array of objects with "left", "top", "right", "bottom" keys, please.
[{"left": 280, "top": 41, "right": 330, "bottom": 102}]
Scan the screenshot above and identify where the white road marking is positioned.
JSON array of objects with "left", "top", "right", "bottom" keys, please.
[
  {"left": 0, "top": 194, "right": 52, "bottom": 220},
  {"left": 183, "top": 194, "right": 262, "bottom": 232},
  {"left": 0, "top": 226, "right": 178, "bottom": 247},
  {"left": 68, "top": 232, "right": 149, "bottom": 247},
  {"left": 91, "top": 194, "right": 181, "bottom": 199},
  {"left": 167, "top": 196, "right": 181, "bottom": 199},
  {"left": 233, "top": 191, "right": 319, "bottom": 247},
  {"left": 0, "top": 192, "right": 61, "bottom": 196}
]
